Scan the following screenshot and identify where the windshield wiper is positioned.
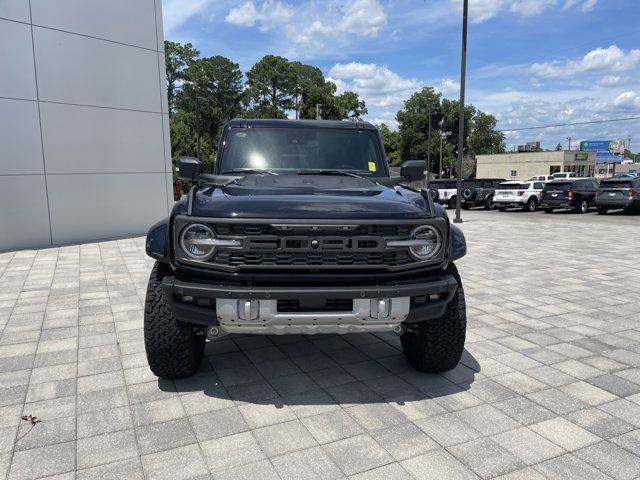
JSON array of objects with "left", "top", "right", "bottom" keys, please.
[
  {"left": 297, "top": 169, "right": 364, "bottom": 178},
  {"left": 222, "top": 168, "right": 277, "bottom": 175}
]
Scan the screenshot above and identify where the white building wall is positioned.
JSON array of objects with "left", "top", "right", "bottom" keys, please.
[{"left": 0, "top": 0, "right": 171, "bottom": 252}]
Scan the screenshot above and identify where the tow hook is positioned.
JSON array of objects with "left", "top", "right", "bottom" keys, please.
[
  {"left": 392, "top": 324, "right": 404, "bottom": 335},
  {"left": 205, "top": 326, "right": 228, "bottom": 340}
]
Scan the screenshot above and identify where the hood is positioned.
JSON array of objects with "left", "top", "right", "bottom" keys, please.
[{"left": 190, "top": 174, "right": 431, "bottom": 219}]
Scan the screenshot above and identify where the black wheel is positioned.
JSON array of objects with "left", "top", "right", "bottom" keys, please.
[
  {"left": 544, "top": 208, "right": 554, "bottom": 214},
  {"left": 525, "top": 197, "right": 537, "bottom": 212},
  {"left": 401, "top": 264, "right": 466, "bottom": 372},
  {"left": 484, "top": 195, "right": 495, "bottom": 210},
  {"left": 448, "top": 196, "right": 457, "bottom": 209},
  {"left": 144, "top": 262, "right": 205, "bottom": 379},
  {"left": 498, "top": 206, "right": 507, "bottom": 212},
  {"left": 428, "top": 188, "right": 439, "bottom": 201},
  {"left": 597, "top": 207, "right": 608, "bottom": 215},
  {"left": 575, "top": 199, "right": 588, "bottom": 214}
]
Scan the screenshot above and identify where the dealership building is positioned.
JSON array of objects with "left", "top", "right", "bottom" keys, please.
[
  {"left": 0, "top": 1, "right": 172, "bottom": 252},
  {"left": 476, "top": 150, "right": 597, "bottom": 180}
]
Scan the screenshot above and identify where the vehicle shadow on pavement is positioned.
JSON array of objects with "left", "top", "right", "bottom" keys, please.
[{"left": 157, "top": 335, "right": 480, "bottom": 411}]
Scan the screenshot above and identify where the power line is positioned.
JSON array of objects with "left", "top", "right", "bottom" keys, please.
[{"left": 498, "top": 116, "right": 640, "bottom": 133}]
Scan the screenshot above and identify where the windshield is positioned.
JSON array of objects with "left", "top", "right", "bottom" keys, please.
[
  {"left": 600, "top": 181, "right": 632, "bottom": 189},
  {"left": 498, "top": 183, "right": 520, "bottom": 189},
  {"left": 218, "top": 127, "right": 385, "bottom": 176},
  {"left": 544, "top": 182, "right": 571, "bottom": 190}
]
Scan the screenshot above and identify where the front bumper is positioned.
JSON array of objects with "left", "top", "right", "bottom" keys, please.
[{"left": 162, "top": 274, "right": 458, "bottom": 334}]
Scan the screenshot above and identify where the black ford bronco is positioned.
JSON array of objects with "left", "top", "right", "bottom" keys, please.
[{"left": 144, "top": 119, "right": 467, "bottom": 379}]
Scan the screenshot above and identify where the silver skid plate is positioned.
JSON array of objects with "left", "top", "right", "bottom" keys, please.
[{"left": 215, "top": 298, "right": 410, "bottom": 335}]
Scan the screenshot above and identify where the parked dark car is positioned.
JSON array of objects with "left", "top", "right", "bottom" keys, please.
[
  {"left": 595, "top": 177, "right": 640, "bottom": 214},
  {"left": 144, "top": 119, "right": 468, "bottom": 379},
  {"left": 540, "top": 178, "right": 599, "bottom": 213},
  {"left": 460, "top": 179, "right": 506, "bottom": 210}
]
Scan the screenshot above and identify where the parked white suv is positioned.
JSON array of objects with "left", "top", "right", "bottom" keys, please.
[
  {"left": 494, "top": 181, "right": 546, "bottom": 212},
  {"left": 552, "top": 172, "right": 577, "bottom": 179},
  {"left": 528, "top": 175, "right": 555, "bottom": 182}
]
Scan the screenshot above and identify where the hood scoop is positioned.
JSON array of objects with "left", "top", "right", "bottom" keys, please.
[{"left": 222, "top": 173, "right": 384, "bottom": 197}]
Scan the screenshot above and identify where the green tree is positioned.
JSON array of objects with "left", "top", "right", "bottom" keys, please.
[
  {"left": 164, "top": 41, "right": 199, "bottom": 112},
  {"left": 378, "top": 123, "right": 402, "bottom": 166},
  {"left": 178, "top": 55, "right": 244, "bottom": 146},
  {"left": 467, "top": 111, "right": 506, "bottom": 157},
  {"left": 245, "top": 55, "right": 295, "bottom": 118},
  {"left": 336, "top": 91, "right": 368, "bottom": 120},
  {"left": 396, "top": 87, "right": 504, "bottom": 176}
]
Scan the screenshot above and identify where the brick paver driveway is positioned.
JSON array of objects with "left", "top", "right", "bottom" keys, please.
[{"left": 1, "top": 210, "right": 639, "bottom": 480}]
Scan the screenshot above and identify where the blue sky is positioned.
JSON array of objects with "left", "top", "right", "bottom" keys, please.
[{"left": 162, "top": 0, "right": 640, "bottom": 151}]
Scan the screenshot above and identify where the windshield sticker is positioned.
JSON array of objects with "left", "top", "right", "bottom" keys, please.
[{"left": 368, "top": 161, "right": 377, "bottom": 172}]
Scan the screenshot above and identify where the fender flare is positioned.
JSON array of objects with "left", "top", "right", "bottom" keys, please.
[
  {"left": 448, "top": 224, "right": 467, "bottom": 261},
  {"left": 145, "top": 217, "right": 170, "bottom": 262}
]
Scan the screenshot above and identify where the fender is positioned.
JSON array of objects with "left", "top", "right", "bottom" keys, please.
[
  {"left": 145, "top": 218, "right": 170, "bottom": 262},
  {"left": 448, "top": 224, "right": 467, "bottom": 261}
]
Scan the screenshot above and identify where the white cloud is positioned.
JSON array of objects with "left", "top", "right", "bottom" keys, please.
[
  {"left": 531, "top": 45, "right": 640, "bottom": 78},
  {"left": 510, "top": 0, "right": 556, "bottom": 16},
  {"left": 480, "top": 88, "right": 639, "bottom": 149},
  {"left": 225, "top": 0, "right": 293, "bottom": 32},
  {"left": 162, "top": 0, "right": 209, "bottom": 34},
  {"left": 328, "top": 62, "right": 421, "bottom": 109},
  {"left": 613, "top": 91, "right": 640, "bottom": 110},
  {"left": 580, "top": 0, "right": 598, "bottom": 12},
  {"left": 451, "top": 0, "right": 597, "bottom": 23},
  {"left": 341, "top": 0, "right": 387, "bottom": 37},
  {"left": 599, "top": 75, "right": 622, "bottom": 86},
  {"left": 435, "top": 78, "right": 460, "bottom": 96},
  {"left": 224, "top": 0, "right": 387, "bottom": 56}
]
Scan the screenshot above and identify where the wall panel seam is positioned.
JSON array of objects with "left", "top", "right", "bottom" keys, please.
[
  {"left": 28, "top": 0, "right": 53, "bottom": 246},
  {"left": 153, "top": 0, "right": 171, "bottom": 214},
  {"left": 38, "top": 100, "right": 163, "bottom": 115},
  {"left": 30, "top": 23, "right": 161, "bottom": 53}
]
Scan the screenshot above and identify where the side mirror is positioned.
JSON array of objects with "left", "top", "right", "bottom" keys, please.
[
  {"left": 401, "top": 160, "right": 427, "bottom": 182},
  {"left": 177, "top": 156, "right": 201, "bottom": 181}
]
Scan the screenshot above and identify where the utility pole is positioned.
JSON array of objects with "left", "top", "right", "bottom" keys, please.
[
  {"left": 316, "top": 104, "right": 322, "bottom": 120},
  {"left": 567, "top": 136, "right": 572, "bottom": 151},
  {"left": 195, "top": 96, "right": 202, "bottom": 161},
  {"left": 426, "top": 106, "right": 432, "bottom": 189},
  {"left": 439, "top": 135, "right": 443, "bottom": 179},
  {"left": 454, "top": 0, "right": 468, "bottom": 224}
]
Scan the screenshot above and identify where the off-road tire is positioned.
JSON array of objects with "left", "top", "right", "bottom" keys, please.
[
  {"left": 144, "top": 262, "right": 205, "bottom": 379},
  {"left": 401, "top": 264, "right": 466, "bottom": 372},
  {"left": 484, "top": 195, "right": 495, "bottom": 210},
  {"left": 448, "top": 196, "right": 457, "bottom": 209},
  {"left": 597, "top": 207, "right": 608, "bottom": 215}
]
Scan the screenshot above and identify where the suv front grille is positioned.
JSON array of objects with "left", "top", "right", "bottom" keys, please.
[
  {"left": 173, "top": 219, "right": 443, "bottom": 272},
  {"left": 212, "top": 250, "right": 413, "bottom": 267}
]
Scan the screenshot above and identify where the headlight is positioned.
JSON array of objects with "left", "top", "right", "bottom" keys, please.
[
  {"left": 180, "top": 224, "right": 217, "bottom": 260},
  {"left": 409, "top": 225, "right": 441, "bottom": 260}
]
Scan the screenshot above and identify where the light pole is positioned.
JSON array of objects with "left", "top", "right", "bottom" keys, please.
[
  {"left": 567, "top": 136, "right": 572, "bottom": 151},
  {"left": 426, "top": 106, "right": 432, "bottom": 189},
  {"left": 195, "top": 96, "right": 202, "bottom": 162},
  {"left": 454, "top": 0, "right": 468, "bottom": 224}
]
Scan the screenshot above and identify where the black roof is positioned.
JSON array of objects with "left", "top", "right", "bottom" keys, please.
[{"left": 226, "top": 118, "right": 377, "bottom": 130}]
